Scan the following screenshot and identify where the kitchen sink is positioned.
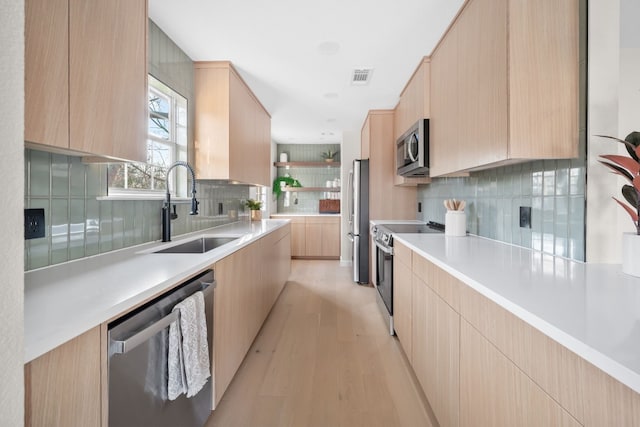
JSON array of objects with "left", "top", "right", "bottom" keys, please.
[{"left": 153, "top": 237, "right": 239, "bottom": 254}]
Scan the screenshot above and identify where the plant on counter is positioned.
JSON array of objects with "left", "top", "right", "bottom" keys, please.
[
  {"left": 272, "top": 176, "right": 302, "bottom": 198},
  {"left": 245, "top": 199, "right": 263, "bottom": 211},
  {"left": 321, "top": 149, "right": 339, "bottom": 162},
  {"left": 598, "top": 131, "right": 640, "bottom": 234}
]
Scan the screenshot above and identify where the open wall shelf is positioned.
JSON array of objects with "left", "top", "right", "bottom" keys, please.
[{"left": 281, "top": 187, "right": 340, "bottom": 192}]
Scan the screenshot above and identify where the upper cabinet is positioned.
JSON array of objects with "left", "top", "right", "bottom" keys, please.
[
  {"left": 429, "top": 0, "right": 579, "bottom": 177},
  {"left": 362, "top": 110, "right": 417, "bottom": 220},
  {"left": 194, "top": 61, "right": 271, "bottom": 186},
  {"left": 394, "top": 57, "right": 430, "bottom": 141},
  {"left": 25, "top": 0, "right": 148, "bottom": 163},
  {"left": 393, "top": 58, "right": 432, "bottom": 186}
]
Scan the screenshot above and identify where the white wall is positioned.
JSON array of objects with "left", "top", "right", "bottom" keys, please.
[
  {"left": 0, "top": 0, "right": 25, "bottom": 425},
  {"left": 587, "top": 0, "right": 640, "bottom": 262},
  {"left": 340, "top": 130, "right": 361, "bottom": 264}
]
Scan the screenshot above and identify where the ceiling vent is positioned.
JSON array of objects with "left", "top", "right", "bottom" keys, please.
[{"left": 351, "top": 68, "right": 373, "bottom": 85}]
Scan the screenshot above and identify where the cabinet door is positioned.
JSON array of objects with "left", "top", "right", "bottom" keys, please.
[
  {"left": 291, "top": 221, "right": 306, "bottom": 257},
  {"left": 25, "top": 326, "right": 102, "bottom": 427},
  {"left": 460, "top": 320, "right": 579, "bottom": 427},
  {"left": 393, "top": 241, "right": 412, "bottom": 358},
  {"left": 25, "top": 0, "right": 69, "bottom": 149},
  {"left": 320, "top": 219, "right": 340, "bottom": 257},
  {"left": 430, "top": 23, "right": 460, "bottom": 177},
  {"left": 412, "top": 274, "right": 460, "bottom": 427},
  {"left": 456, "top": 0, "right": 508, "bottom": 170},
  {"left": 213, "top": 244, "right": 259, "bottom": 405},
  {"left": 365, "top": 111, "right": 417, "bottom": 220},
  {"left": 508, "top": 0, "right": 579, "bottom": 159},
  {"left": 69, "top": 0, "right": 147, "bottom": 162},
  {"left": 305, "top": 222, "right": 323, "bottom": 257}
]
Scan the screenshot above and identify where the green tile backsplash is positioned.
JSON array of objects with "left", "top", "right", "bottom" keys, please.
[
  {"left": 417, "top": 159, "right": 586, "bottom": 261},
  {"left": 24, "top": 149, "right": 250, "bottom": 271}
]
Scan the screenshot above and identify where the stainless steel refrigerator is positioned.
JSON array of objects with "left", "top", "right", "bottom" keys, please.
[{"left": 347, "top": 159, "right": 369, "bottom": 284}]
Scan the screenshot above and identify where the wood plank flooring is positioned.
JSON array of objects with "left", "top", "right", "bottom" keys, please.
[{"left": 206, "top": 260, "right": 435, "bottom": 427}]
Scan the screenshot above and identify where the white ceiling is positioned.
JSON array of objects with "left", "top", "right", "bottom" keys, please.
[{"left": 149, "top": 0, "right": 464, "bottom": 144}]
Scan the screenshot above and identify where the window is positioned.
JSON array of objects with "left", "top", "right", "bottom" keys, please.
[{"left": 108, "top": 75, "right": 188, "bottom": 197}]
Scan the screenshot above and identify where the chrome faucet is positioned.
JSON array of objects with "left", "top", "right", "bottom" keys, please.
[{"left": 162, "top": 161, "right": 199, "bottom": 242}]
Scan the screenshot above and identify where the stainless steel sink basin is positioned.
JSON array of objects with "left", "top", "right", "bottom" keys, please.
[{"left": 153, "top": 237, "right": 238, "bottom": 254}]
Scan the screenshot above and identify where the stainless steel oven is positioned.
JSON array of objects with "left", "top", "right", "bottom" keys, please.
[{"left": 372, "top": 222, "right": 444, "bottom": 335}]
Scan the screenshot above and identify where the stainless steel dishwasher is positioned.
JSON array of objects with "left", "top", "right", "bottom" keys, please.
[{"left": 107, "top": 270, "right": 215, "bottom": 427}]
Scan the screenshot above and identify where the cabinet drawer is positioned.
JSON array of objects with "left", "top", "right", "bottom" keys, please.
[
  {"left": 394, "top": 240, "right": 412, "bottom": 267},
  {"left": 460, "top": 285, "right": 584, "bottom": 423},
  {"left": 413, "top": 253, "right": 460, "bottom": 312}
]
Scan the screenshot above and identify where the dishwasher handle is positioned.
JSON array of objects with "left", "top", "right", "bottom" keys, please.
[{"left": 109, "top": 281, "right": 215, "bottom": 356}]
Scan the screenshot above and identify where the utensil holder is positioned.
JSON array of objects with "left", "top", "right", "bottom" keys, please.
[{"left": 445, "top": 211, "right": 466, "bottom": 236}]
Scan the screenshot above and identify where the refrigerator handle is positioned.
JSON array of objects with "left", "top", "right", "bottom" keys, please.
[{"left": 347, "top": 169, "right": 354, "bottom": 226}]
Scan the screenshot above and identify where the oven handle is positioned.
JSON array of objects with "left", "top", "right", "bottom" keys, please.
[{"left": 374, "top": 239, "right": 394, "bottom": 255}]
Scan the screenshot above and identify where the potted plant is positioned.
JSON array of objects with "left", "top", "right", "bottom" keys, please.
[
  {"left": 245, "top": 199, "right": 263, "bottom": 221},
  {"left": 272, "top": 176, "right": 302, "bottom": 198},
  {"left": 321, "top": 149, "right": 339, "bottom": 162},
  {"left": 598, "top": 131, "right": 640, "bottom": 276}
]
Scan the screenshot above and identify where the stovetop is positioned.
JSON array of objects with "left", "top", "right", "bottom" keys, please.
[
  {"left": 374, "top": 221, "right": 444, "bottom": 248},
  {"left": 379, "top": 221, "right": 445, "bottom": 234}
]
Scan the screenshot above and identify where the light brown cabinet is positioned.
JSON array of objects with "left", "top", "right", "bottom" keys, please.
[
  {"left": 393, "top": 58, "right": 431, "bottom": 186},
  {"left": 460, "top": 320, "right": 580, "bottom": 427},
  {"left": 25, "top": 327, "right": 102, "bottom": 427},
  {"left": 25, "top": 0, "right": 147, "bottom": 162},
  {"left": 272, "top": 216, "right": 339, "bottom": 259},
  {"left": 429, "top": 0, "right": 579, "bottom": 176},
  {"left": 213, "top": 225, "right": 291, "bottom": 406},
  {"left": 194, "top": 61, "right": 271, "bottom": 186},
  {"left": 361, "top": 110, "right": 417, "bottom": 220},
  {"left": 393, "top": 241, "right": 412, "bottom": 358},
  {"left": 410, "top": 254, "right": 460, "bottom": 427}
]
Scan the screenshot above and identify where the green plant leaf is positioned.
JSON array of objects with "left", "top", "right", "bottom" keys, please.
[
  {"left": 626, "top": 131, "right": 640, "bottom": 160},
  {"left": 622, "top": 184, "right": 638, "bottom": 207}
]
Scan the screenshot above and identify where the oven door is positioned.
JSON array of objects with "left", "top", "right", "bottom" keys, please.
[{"left": 375, "top": 240, "right": 393, "bottom": 316}]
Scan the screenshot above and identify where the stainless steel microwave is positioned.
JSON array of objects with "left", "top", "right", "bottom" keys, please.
[{"left": 396, "top": 119, "right": 429, "bottom": 177}]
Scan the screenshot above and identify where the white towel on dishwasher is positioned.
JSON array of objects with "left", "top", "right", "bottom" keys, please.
[{"left": 167, "top": 291, "right": 211, "bottom": 400}]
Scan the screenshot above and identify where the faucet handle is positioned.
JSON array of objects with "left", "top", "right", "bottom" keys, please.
[{"left": 190, "top": 198, "right": 199, "bottom": 215}]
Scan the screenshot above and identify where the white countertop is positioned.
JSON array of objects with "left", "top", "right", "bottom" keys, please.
[
  {"left": 394, "top": 233, "right": 640, "bottom": 394},
  {"left": 24, "top": 219, "right": 290, "bottom": 363}
]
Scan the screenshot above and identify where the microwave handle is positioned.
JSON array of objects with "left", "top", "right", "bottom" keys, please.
[{"left": 408, "top": 133, "right": 419, "bottom": 162}]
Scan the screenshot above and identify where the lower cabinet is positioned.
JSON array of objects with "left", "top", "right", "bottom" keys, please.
[
  {"left": 25, "top": 326, "right": 102, "bottom": 427},
  {"left": 393, "top": 241, "right": 413, "bottom": 360},
  {"left": 460, "top": 319, "right": 579, "bottom": 427},
  {"left": 412, "top": 273, "right": 460, "bottom": 427},
  {"left": 271, "top": 216, "right": 339, "bottom": 259},
  {"left": 212, "top": 224, "right": 291, "bottom": 406}
]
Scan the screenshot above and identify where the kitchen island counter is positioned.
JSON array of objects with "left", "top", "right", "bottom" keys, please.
[{"left": 395, "top": 232, "right": 640, "bottom": 395}]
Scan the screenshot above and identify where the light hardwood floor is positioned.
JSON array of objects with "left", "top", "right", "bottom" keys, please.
[{"left": 206, "top": 260, "right": 435, "bottom": 427}]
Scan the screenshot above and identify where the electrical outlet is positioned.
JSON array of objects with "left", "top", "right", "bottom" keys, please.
[
  {"left": 25, "top": 208, "right": 45, "bottom": 239},
  {"left": 519, "top": 206, "right": 532, "bottom": 228}
]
